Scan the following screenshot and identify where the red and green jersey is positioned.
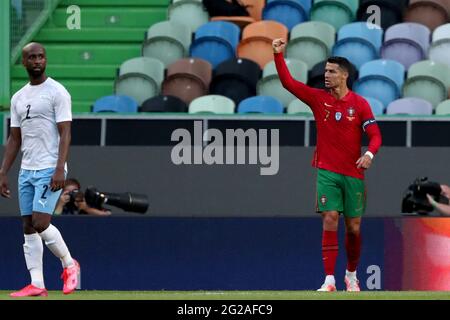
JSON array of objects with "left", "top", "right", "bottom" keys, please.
[{"left": 274, "top": 52, "right": 382, "bottom": 179}]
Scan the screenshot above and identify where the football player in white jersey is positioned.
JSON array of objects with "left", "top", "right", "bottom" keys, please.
[{"left": 0, "top": 43, "right": 80, "bottom": 297}]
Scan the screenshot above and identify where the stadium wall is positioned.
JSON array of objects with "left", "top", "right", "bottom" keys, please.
[
  {"left": 0, "top": 216, "right": 448, "bottom": 291},
  {"left": 0, "top": 146, "right": 449, "bottom": 217}
]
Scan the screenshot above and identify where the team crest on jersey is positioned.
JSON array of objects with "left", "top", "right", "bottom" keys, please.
[
  {"left": 335, "top": 112, "right": 342, "bottom": 121},
  {"left": 347, "top": 107, "right": 356, "bottom": 121},
  {"left": 320, "top": 195, "right": 327, "bottom": 206}
]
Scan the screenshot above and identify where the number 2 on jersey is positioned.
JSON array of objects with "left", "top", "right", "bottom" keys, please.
[{"left": 25, "top": 105, "right": 31, "bottom": 119}]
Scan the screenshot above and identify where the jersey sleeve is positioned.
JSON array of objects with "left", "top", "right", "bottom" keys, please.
[
  {"left": 10, "top": 95, "right": 20, "bottom": 128},
  {"left": 54, "top": 87, "right": 72, "bottom": 123},
  {"left": 274, "top": 52, "right": 319, "bottom": 109},
  {"left": 360, "top": 98, "right": 382, "bottom": 155}
]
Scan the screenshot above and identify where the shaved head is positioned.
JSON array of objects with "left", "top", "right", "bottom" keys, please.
[
  {"left": 22, "top": 42, "right": 46, "bottom": 58},
  {"left": 22, "top": 42, "right": 47, "bottom": 82}
]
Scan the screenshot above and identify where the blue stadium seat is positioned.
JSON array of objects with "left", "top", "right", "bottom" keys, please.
[
  {"left": 354, "top": 59, "right": 405, "bottom": 108},
  {"left": 262, "top": 0, "right": 312, "bottom": 31},
  {"left": 332, "top": 22, "right": 383, "bottom": 69},
  {"left": 237, "top": 96, "right": 284, "bottom": 114},
  {"left": 190, "top": 21, "right": 240, "bottom": 68},
  {"left": 363, "top": 96, "right": 385, "bottom": 115},
  {"left": 92, "top": 95, "right": 139, "bottom": 113}
]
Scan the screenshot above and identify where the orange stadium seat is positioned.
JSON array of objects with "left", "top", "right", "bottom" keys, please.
[
  {"left": 237, "top": 21, "right": 288, "bottom": 68},
  {"left": 404, "top": 0, "right": 450, "bottom": 31}
]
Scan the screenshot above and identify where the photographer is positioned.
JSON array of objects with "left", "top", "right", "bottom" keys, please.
[
  {"left": 427, "top": 184, "right": 450, "bottom": 217},
  {"left": 54, "top": 178, "right": 111, "bottom": 216}
]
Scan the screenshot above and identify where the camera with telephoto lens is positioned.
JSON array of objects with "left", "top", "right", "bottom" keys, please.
[
  {"left": 84, "top": 186, "right": 149, "bottom": 214},
  {"left": 401, "top": 177, "right": 449, "bottom": 214}
]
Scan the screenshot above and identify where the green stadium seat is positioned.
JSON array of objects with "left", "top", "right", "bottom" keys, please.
[
  {"left": 168, "top": 0, "right": 209, "bottom": 33},
  {"left": 188, "top": 95, "right": 235, "bottom": 114},
  {"left": 287, "top": 99, "right": 313, "bottom": 115},
  {"left": 403, "top": 60, "right": 450, "bottom": 108},
  {"left": 310, "top": 0, "right": 359, "bottom": 31},
  {"left": 257, "top": 58, "right": 308, "bottom": 108},
  {"left": 142, "top": 20, "right": 191, "bottom": 67},
  {"left": 435, "top": 99, "right": 450, "bottom": 115},
  {"left": 114, "top": 57, "right": 164, "bottom": 105},
  {"left": 286, "top": 21, "right": 336, "bottom": 70}
]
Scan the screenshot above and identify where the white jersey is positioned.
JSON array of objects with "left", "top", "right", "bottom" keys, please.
[{"left": 10, "top": 77, "right": 72, "bottom": 170}]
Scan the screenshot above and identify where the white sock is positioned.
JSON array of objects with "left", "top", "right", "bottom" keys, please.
[
  {"left": 346, "top": 270, "right": 357, "bottom": 279},
  {"left": 23, "top": 233, "right": 45, "bottom": 289},
  {"left": 325, "top": 275, "right": 335, "bottom": 285},
  {"left": 39, "top": 224, "right": 74, "bottom": 268}
]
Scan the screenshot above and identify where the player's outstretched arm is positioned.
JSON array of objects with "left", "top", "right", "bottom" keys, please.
[
  {"left": 0, "top": 128, "right": 22, "bottom": 198},
  {"left": 272, "top": 38, "right": 317, "bottom": 107}
]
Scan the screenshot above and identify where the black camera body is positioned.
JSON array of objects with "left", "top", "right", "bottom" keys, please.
[
  {"left": 68, "top": 189, "right": 81, "bottom": 203},
  {"left": 84, "top": 187, "right": 149, "bottom": 214},
  {"left": 402, "top": 177, "right": 449, "bottom": 214}
]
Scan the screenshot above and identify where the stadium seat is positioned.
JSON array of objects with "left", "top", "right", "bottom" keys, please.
[
  {"left": 209, "top": 58, "right": 261, "bottom": 105},
  {"left": 404, "top": 0, "right": 450, "bottom": 32},
  {"left": 210, "top": 0, "right": 266, "bottom": 25},
  {"left": 237, "top": 21, "right": 289, "bottom": 68},
  {"left": 332, "top": 22, "right": 383, "bottom": 69},
  {"left": 381, "top": 22, "right": 431, "bottom": 69},
  {"left": 386, "top": 97, "right": 433, "bottom": 115},
  {"left": 357, "top": 0, "right": 408, "bottom": 30},
  {"left": 142, "top": 20, "right": 191, "bottom": 67},
  {"left": 286, "top": 21, "right": 336, "bottom": 70},
  {"left": 168, "top": 0, "right": 209, "bottom": 32},
  {"left": 429, "top": 23, "right": 450, "bottom": 68},
  {"left": 237, "top": 96, "right": 284, "bottom": 114},
  {"left": 363, "top": 96, "right": 385, "bottom": 115},
  {"left": 308, "top": 60, "right": 358, "bottom": 90},
  {"left": 435, "top": 99, "right": 450, "bottom": 115},
  {"left": 162, "top": 58, "right": 212, "bottom": 104},
  {"left": 354, "top": 59, "right": 405, "bottom": 108},
  {"left": 262, "top": 0, "right": 312, "bottom": 31},
  {"left": 310, "top": 0, "right": 359, "bottom": 31},
  {"left": 287, "top": 99, "right": 313, "bottom": 115},
  {"left": 92, "top": 95, "right": 139, "bottom": 113},
  {"left": 403, "top": 60, "right": 450, "bottom": 108},
  {"left": 140, "top": 95, "right": 188, "bottom": 113},
  {"left": 189, "top": 95, "right": 236, "bottom": 114},
  {"left": 190, "top": 21, "right": 240, "bottom": 68},
  {"left": 257, "top": 58, "right": 308, "bottom": 108},
  {"left": 114, "top": 57, "right": 164, "bottom": 105}
]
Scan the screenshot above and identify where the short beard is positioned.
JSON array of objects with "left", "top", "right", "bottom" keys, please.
[{"left": 27, "top": 68, "right": 45, "bottom": 79}]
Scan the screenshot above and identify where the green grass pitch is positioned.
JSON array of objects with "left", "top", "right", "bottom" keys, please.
[{"left": 0, "top": 290, "right": 449, "bottom": 300}]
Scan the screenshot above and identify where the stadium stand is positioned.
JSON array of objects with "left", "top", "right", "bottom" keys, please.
[
  {"left": 286, "top": 21, "right": 336, "bottom": 70},
  {"left": 190, "top": 21, "right": 240, "bottom": 68},
  {"left": 287, "top": 99, "right": 313, "bottom": 115},
  {"left": 310, "top": 0, "right": 359, "bottom": 31},
  {"left": 257, "top": 58, "right": 308, "bottom": 108},
  {"left": 363, "top": 96, "right": 385, "bottom": 115},
  {"left": 357, "top": 0, "right": 409, "bottom": 30},
  {"left": 354, "top": 59, "right": 405, "bottom": 108},
  {"left": 10, "top": 0, "right": 167, "bottom": 112},
  {"left": 237, "top": 95, "right": 284, "bottom": 114},
  {"left": 140, "top": 95, "right": 188, "bottom": 113},
  {"left": 209, "top": 58, "right": 261, "bottom": 105},
  {"left": 403, "top": 60, "right": 450, "bottom": 109},
  {"left": 386, "top": 97, "right": 433, "bottom": 115},
  {"left": 404, "top": 0, "right": 450, "bottom": 32},
  {"left": 92, "top": 95, "right": 139, "bottom": 113},
  {"left": 162, "top": 57, "right": 212, "bottom": 104},
  {"left": 114, "top": 57, "right": 164, "bottom": 105},
  {"left": 262, "top": 0, "right": 312, "bottom": 31},
  {"left": 188, "top": 94, "right": 235, "bottom": 113},
  {"left": 210, "top": 0, "right": 266, "bottom": 27},
  {"left": 168, "top": 0, "right": 209, "bottom": 32},
  {"left": 237, "top": 20, "right": 288, "bottom": 68},
  {"left": 142, "top": 20, "right": 191, "bottom": 67},
  {"left": 429, "top": 23, "right": 450, "bottom": 68},
  {"left": 435, "top": 99, "right": 450, "bottom": 115},
  {"left": 381, "top": 22, "right": 431, "bottom": 69},
  {"left": 332, "top": 22, "right": 383, "bottom": 69}
]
